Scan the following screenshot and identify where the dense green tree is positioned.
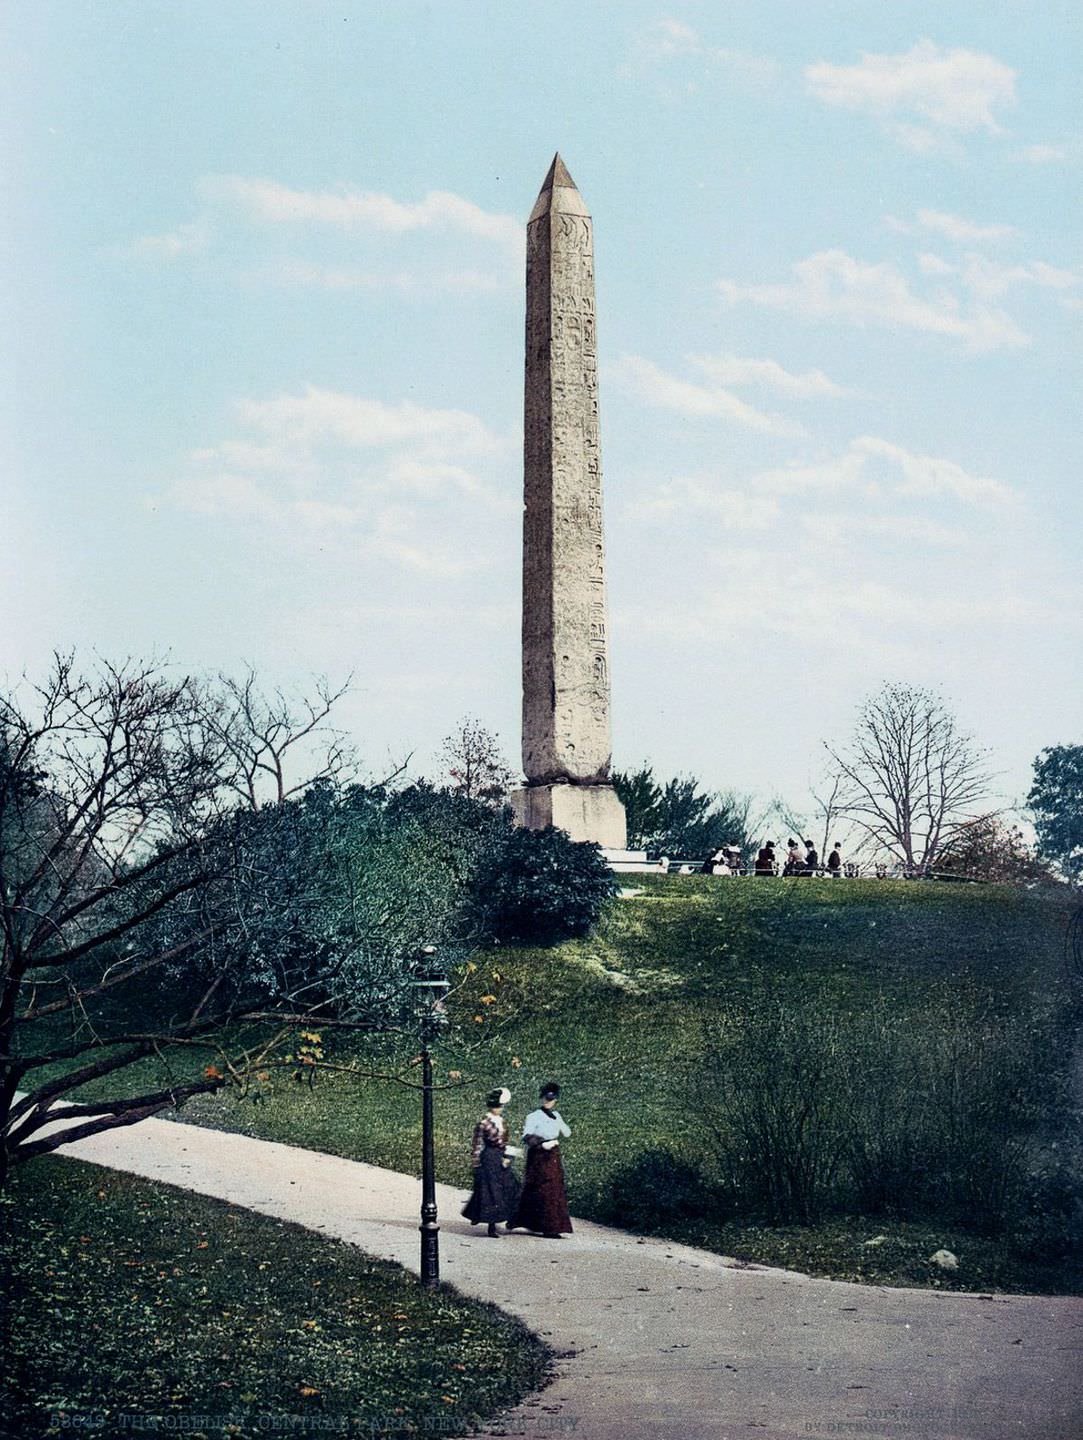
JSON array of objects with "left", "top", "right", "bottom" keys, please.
[
  {"left": 613, "top": 766, "right": 753, "bottom": 858},
  {"left": 470, "top": 826, "right": 616, "bottom": 946},
  {"left": 611, "top": 765, "right": 664, "bottom": 848},
  {"left": 936, "top": 814, "right": 1054, "bottom": 884},
  {"left": 149, "top": 780, "right": 489, "bottom": 1021},
  {"left": 1028, "top": 745, "right": 1083, "bottom": 884}
]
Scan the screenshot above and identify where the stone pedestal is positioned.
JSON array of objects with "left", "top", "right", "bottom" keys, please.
[{"left": 511, "top": 783, "right": 627, "bottom": 849}]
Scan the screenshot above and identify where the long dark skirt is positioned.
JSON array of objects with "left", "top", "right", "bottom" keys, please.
[
  {"left": 462, "top": 1147, "right": 521, "bottom": 1225},
  {"left": 511, "top": 1145, "right": 573, "bottom": 1235}
]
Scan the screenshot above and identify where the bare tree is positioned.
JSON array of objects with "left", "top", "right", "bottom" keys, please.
[
  {"left": 439, "top": 717, "right": 514, "bottom": 804},
  {"left": 808, "top": 773, "right": 847, "bottom": 867},
  {"left": 826, "top": 683, "right": 994, "bottom": 874},
  {"left": 0, "top": 655, "right": 365, "bottom": 1184},
  {"left": 202, "top": 666, "right": 356, "bottom": 808}
]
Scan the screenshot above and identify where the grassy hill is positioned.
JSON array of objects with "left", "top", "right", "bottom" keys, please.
[{"left": 32, "top": 877, "right": 1083, "bottom": 1293}]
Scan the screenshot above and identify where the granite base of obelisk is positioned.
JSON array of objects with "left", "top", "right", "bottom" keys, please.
[{"left": 510, "top": 782, "right": 627, "bottom": 849}]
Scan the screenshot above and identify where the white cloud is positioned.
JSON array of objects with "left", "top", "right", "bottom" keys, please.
[
  {"left": 718, "top": 248, "right": 1028, "bottom": 352},
  {"left": 165, "top": 386, "right": 511, "bottom": 577},
  {"left": 688, "top": 352, "right": 850, "bottom": 398},
  {"left": 628, "top": 476, "right": 781, "bottom": 529},
  {"left": 384, "top": 457, "right": 496, "bottom": 500},
  {"left": 236, "top": 386, "right": 502, "bottom": 457},
  {"left": 244, "top": 258, "right": 510, "bottom": 294},
  {"left": 850, "top": 436, "right": 1016, "bottom": 507},
  {"left": 1015, "top": 142, "right": 1072, "bottom": 165},
  {"left": 117, "top": 177, "right": 523, "bottom": 291},
  {"left": 610, "top": 355, "right": 804, "bottom": 436},
  {"left": 748, "top": 436, "right": 1015, "bottom": 509},
  {"left": 888, "top": 209, "right": 1021, "bottom": 245},
  {"left": 115, "top": 219, "right": 211, "bottom": 260},
  {"left": 754, "top": 450, "right": 870, "bottom": 497},
  {"left": 801, "top": 512, "right": 967, "bottom": 548},
  {"left": 917, "top": 252, "right": 955, "bottom": 277},
  {"left": 637, "top": 543, "right": 1053, "bottom": 657},
  {"left": 904, "top": 250, "right": 1083, "bottom": 306},
  {"left": 918, "top": 209, "right": 1019, "bottom": 244},
  {"left": 623, "top": 436, "right": 1013, "bottom": 562},
  {"left": 200, "top": 174, "right": 522, "bottom": 252},
  {"left": 175, "top": 471, "right": 360, "bottom": 531},
  {"left": 635, "top": 16, "right": 699, "bottom": 60},
  {"left": 623, "top": 493, "right": 1068, "bottom": 666},
  {"left": 957, "top": 254, "right": 1081, "bottom": 302},
  {"left": 176, "top": 471, "right": 476, "bottom": 577},
  {"left": 805, "top": 40, "right": 1016, "bottom": 146},
  {"left": 622, "top": 17, "right": 779, "bottom": 94},
  {"left": 897, "top": 247, "right": 1080, "bottom": 308}
]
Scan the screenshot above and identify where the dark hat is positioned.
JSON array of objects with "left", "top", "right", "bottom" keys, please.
[
  {"left": 486, "top": 1087, "right": 511, "bottom": 1108},
  {"left": 539, "top": 1081, "right": 561, "bottom": 1101}
]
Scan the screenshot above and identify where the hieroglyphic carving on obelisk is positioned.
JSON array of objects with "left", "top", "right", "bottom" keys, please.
[{"left": 511, "top": 154, "right": 627, "bottom": 848}]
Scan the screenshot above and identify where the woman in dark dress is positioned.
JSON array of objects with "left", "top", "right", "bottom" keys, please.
[
  {"left": 462, "top": 1087, "right": 521, "bottom": 1238},
  {"left": 509, "top": 1082, "right": 573, "bottom": 1238}
]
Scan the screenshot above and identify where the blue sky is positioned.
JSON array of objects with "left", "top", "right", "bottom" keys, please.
[{"left": 3, "top": 1, "right": 1080, "bottom": 814}]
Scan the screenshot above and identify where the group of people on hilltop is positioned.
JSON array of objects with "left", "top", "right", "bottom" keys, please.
[
  {"left": 703, "top": 838, "right": 844, "bottom": 876},
  {"left": 754, "top": 838, "right": 843, "bottom": 876},
  {"left": 461, "top": 1082, "right": 573, "bottom": 1240}
]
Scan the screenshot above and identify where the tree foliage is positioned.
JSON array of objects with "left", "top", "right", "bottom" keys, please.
[
  {"left": 826, "top": 684, "right": 993, "bottom": 873},
  {"left": 612, "top": 765, "right": 753, "bottom": 857},
  {"left": 1, "top": 658, "right": 616, "bottom": 1180},
  {"left": 470, "top": 826, "right": 616, "bottom": 946},
  {"left": 439, "top": 717, "right": 514, "bottom": 804},
  {"left": 0, "top": 656, "right": 412, "bottom": 1180},
  {"left": 1028, "top": 745, "right": 1083, "bottom": 884},
  {"left": 148, "top": 780, "right": 493, "bottom": 1019},
  {"left": 936, "top": 814, "right": 1054, "bottom": 884}
]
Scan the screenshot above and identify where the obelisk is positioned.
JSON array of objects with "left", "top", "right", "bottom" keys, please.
[{"left": 510, "top": 154, "right": 627, "bottom": 849}]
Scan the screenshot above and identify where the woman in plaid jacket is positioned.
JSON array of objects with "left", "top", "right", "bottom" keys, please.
[{"left": 461, "top": 1087, "right": 522, "bottom": 1237}]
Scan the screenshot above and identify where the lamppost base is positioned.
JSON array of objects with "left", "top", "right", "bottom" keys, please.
[{"left": 420, "top": 1222, "right": 440, "bottom": 1290}]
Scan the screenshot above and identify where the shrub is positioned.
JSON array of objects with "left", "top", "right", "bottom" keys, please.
[
  {"left": 470, "top": 826, "right": 617, "bottom": 946},
  {"left": 593, "top": 1148, "right": 723, "bottom": 1233},
  {"left": 1011, "top": 1165, "right": 1083, "bottom": 1262},
  {"left": 693, "top": 989, "right": 1074, "bottom": 1234},
  {"left": 695, "top": 1000, "right": 850, "bottom": 1224}
]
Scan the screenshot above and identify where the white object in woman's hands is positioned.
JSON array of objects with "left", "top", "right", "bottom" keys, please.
[
  {"left": 504, "top": 1144, "right": 522, "bottom": 1158},
  {"left": 542, "top": 1139, "right": 559, "bottom": 1151}
]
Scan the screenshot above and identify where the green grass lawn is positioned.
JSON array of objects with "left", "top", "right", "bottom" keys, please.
[
  {"left": 1, "top": 1155, "right": 552, "bottom": 1440},
  {"left": 26, "top": 877, "right": 1083, "bottom": 1295}
]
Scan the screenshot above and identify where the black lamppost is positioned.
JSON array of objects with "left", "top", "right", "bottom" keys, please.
[{"left": 413, "top": 951, "right": 450, "bottom": 1290}]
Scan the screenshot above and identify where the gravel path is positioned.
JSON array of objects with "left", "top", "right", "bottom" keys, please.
[{"left": 38, "top": 1109, "right": 1083, "bottom": 1440}]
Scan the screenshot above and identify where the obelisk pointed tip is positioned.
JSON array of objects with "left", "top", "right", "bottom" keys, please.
[
  {"left": 529, "top": 152, "right": 589, "bottom": 221},
  {"left": 543, "top": 152, "right": 577, "bottom": 192}
]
